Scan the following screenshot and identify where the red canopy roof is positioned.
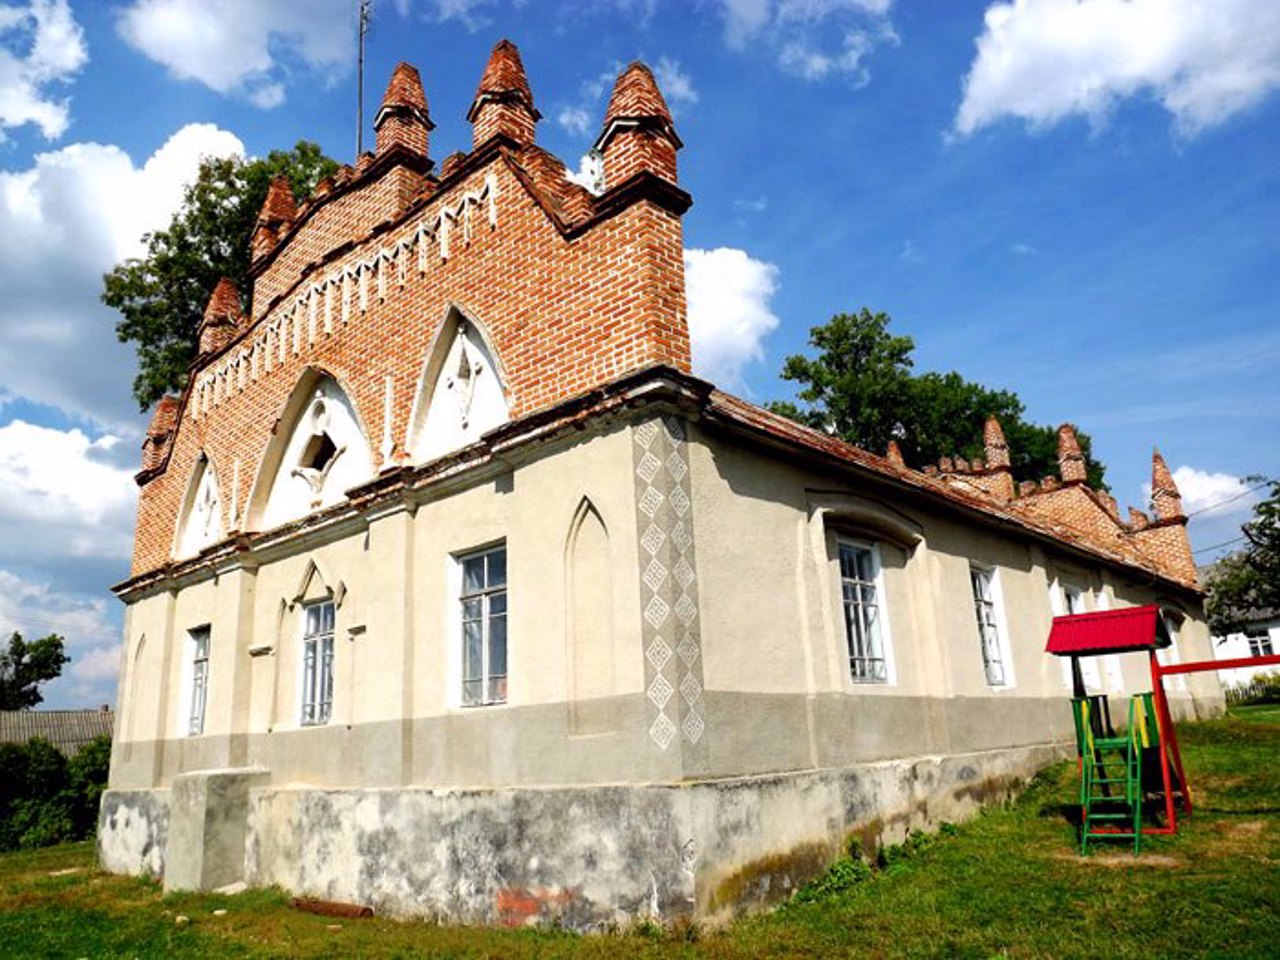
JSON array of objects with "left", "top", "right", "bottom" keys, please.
[{"left": 1046, "top": 604, "right": 1172, "bottom": 657}]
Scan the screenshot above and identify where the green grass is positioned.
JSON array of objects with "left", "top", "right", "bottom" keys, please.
[{"left": 2, "top": 708, "right": 1278, "bottom": 958}]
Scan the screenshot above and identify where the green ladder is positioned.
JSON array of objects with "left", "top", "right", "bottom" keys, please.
[{"left": 1072, "top": 696, "right": 1142, "bottom": 856}]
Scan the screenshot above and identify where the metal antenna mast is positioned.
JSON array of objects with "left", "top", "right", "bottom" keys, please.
[{"left": 356, "top": 0, "right": 373, "bottom": 158}]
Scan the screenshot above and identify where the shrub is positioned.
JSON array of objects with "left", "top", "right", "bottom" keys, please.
[
  {"left": 1225, "top": 670, "right": 1280, "bottom": 706},
  {"left": 0, "top": 735, "right": 111, "bottom": 852}
]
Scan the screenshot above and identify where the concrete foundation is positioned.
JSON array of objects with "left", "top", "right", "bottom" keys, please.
[{"left": 98, "top": 739, "right": 1067, "bottom": 927}]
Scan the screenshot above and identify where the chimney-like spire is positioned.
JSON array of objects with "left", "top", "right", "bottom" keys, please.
[
  {"left": 468, "top": 39, "right": 540, "bottom": 149},
  {"left": 140, "top": 395, "right": 181, "bottom": 475},
  {"left": 983, "top": 415, "right": 1011, "bottom": 470},
  {"left": 199, "top": 278, "right": 244, "bottom": 356},
  {"left": 1150, "top": 449, "right": 1184, "bottom": 521},
  {"left": 375, "top": 62, "right": 433, "bottom": 156},
  {"left": 251, "top": 176, "right": 297, "bottom": 262},
  {"left": 886, "top": 440, "right": 905, "bottom": 467},
  {"left": 594, "top": 61, "right": 682, "bottom": 190},
  {"left": 1056, "top": 423, "right": 1087, "bottom": 484}
]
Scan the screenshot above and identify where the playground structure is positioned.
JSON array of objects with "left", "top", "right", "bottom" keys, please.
[{"left": 1047, "top": 604, "right": 1280, "bottom": 854}]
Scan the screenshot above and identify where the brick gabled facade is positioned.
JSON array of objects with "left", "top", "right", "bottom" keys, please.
[
  {"left": 124, "top": 43, "right": 1196, "bottom": 598},
  {"left": 129, "top": 45, "right": 691, "bottom": 576}
]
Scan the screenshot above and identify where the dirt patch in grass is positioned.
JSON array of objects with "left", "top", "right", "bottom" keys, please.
[{"left": 1050, "top": 851, "right": 1181, "bottom": 868}]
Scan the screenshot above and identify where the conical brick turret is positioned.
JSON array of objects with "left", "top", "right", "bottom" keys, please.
[
  {"left": 468, "top": 40, "right": 540, "bottom": 148},
  {"left": 594, "top": 62, "right": 682, "bottom": 190},
  {"left": 375, "top": 62, "right": 434, "bottom": 156}
]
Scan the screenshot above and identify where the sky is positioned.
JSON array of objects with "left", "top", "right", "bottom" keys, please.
[{"left": 0, "top": 0, "right": 1276, "bottom": 708}]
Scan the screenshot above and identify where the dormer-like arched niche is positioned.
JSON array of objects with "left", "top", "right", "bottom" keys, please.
[
  {"left": 250, "top": 370, "right": 374, "bottom": 531},
  {"left": 174, "top": 454, "right": 225, "bottom": 559},
  {"left": 406, "top": 305, "right": 510, "bottom": 464}
]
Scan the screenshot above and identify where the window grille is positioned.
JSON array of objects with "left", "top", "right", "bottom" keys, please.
[
  {"left": 840, "top": 542, "right": 886, "bottom": 682},
  {"left": 301, "top": 601, "right": 335, "bottom": 725},
  {"left": 188, "top": 627, "right": 210, "bottom": 736},
  {"left": 970, "top": 567, "right": 1006, "bottom": 686},
  {"left": 460, "top": 545, "right": 508, "bottom": 706}
]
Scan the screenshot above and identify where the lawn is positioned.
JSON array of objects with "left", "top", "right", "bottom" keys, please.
[{"left": 1, "top": 707, "right": 1277, "bottom": 959}]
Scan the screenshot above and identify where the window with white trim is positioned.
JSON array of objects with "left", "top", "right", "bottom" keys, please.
[
  {"left": 300, "top": 600, "right": 335, "bottom": 725},
  {"left": 187, "top": 626, "right": 210, "bottom": 736},
  {"left": 460, "top": 544, "right": 508, "bottom": 706},
  {"left": 970, "top": 566, "right": 1006, "bottom": 686},
  {"left": 1247, "top": 633, "right": 1275, "bottom": 658},
  {"left": 839, "top": 541, "right": 887, "bottom": 683}
]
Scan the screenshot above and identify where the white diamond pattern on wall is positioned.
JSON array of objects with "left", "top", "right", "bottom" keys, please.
[
  {"left": 640, "top": 523, "right": 666, "bottom": 556},
  {"left": 677, "top": 632, "right": 699, "bottom": 666},
  {"left": 637, "top": 452, "right": 662, "bottom": 483},
  {"left": 644, "top": 594, "right": 670, "bottom": 628},
  {"left": 649, "top": 712, "right": 677, "bottom": 750},
  {"left": 647, "top": 673, "right": 674, "bottom": 709},
  {"left": 646, "top": 636, "right": 673, "bottom": 671},
  {"left": 643, "top": 558, "right": 669, "bottom": 592},
  {"left": 633, "top": 415, "right": 706, "bottom": 752}
]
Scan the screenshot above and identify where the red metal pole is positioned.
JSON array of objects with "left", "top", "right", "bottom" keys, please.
[{"left": 1147, "top": 650, "right": 1179, "bottom": 835}]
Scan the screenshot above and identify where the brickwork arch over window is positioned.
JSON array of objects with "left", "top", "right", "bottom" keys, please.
[
  {"left": 249, "top": 369, "right": 375, "bottom": 531},
  {"left": 173, "top": 454, "right": 225, "bottom": 559},
  {"left": 407, "top": 305, "right": 510, "bottom": 464}
]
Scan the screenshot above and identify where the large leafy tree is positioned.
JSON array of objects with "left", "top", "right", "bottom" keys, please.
[
  {"left": 0, "top": 632, "right": 70, "bottom": 710},
  {"left": 770, "top": 308, "right": 1106, "bottom": 487},
  {"left": 1205, "top": 479, "right": 1280, "bottom": 637},
  {"left": 102, "top": 142, "right": 339, "bottom": 409}
]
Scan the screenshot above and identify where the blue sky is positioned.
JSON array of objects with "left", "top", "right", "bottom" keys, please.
[{"left": 1, "top": 0, "right": 1277, "bottom": 707}]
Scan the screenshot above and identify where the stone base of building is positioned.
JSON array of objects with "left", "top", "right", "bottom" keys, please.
[{"left": 98, "top": 740, "right": 1069, "bottom": 927}]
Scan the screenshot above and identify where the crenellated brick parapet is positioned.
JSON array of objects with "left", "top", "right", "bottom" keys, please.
[
  {"left": 128, "top": 43, "right": 692, "bottom": 577},
  {"left": 888, "top": 420, "right": 1199, "bottom": 590}
]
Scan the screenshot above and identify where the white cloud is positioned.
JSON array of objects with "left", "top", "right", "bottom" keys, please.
[
  {"left": 0, "top": 122, "right": 244, "bottom": 429},
  {"left": 116, "top": 0, "right": 362, "bottom": 107},
  {"left": 684, "top": 247, "right": 781, "bottom": 390},
  {"left": 557, "top": 105, "right": 592, "bottom": 137},
  {"left": 0, "top": 569, "right": 122, "bottom": 707},
  {"left": 564, "top": 151, "right": 604, "bottom": 194},
  {"left": 897, "top": 238, "right": 924, "bottom": 263},
  {"left": 1143, "top": 465, "right": 1259, "bottom": 517},
  {"left": 1010, "top": 241, "right": 1037, "bottom": 255},
  {"left": 718, "top": 0, "right": 897, "bottom": 82},
  {"left": 652, "top": 56, "right": 698, "bottom": 106},
  {"left": 954, "top": 0, "right": 1280, "bottom": 138},
  {"left": 0, "top": 0, "right": 87, "bottom": 140},
  {"left": 0, "top": 420, "right": 137, "bottom": 562}
]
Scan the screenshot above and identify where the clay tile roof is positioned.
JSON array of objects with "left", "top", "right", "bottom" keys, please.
[
  {"left": 0, "top": 708, "right": 114, "bottom": 757},
  {"left": 604, "top": 61, "right": 673, "bottom": 127},
  {"left": 475, "top": 39, "right": 534, "bottom": 106},
  {"left": 203, "top": 278, "right": 242, "bottom": 324},
  {"left": 258, "top": 175, "right": 297, "bottom": 225},
  {"left": 147, "top": 395, "right": 180, "bottom": 437},
  {"left": 382, "top": 61, "right": 427, "bottom": 112}
]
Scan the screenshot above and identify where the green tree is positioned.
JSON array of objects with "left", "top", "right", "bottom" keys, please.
[
  {"left": 0, "top": 632, "right": 70, "bottom": 710},
  {"left": 102, "top": 142, "right": 339, "bottom": 409},
  {"left": 1205, "top": 479, "right": 1280, "bottom": 637},
  {"left": 770, "top": 308, "right": 1106, "bottom": 488}
]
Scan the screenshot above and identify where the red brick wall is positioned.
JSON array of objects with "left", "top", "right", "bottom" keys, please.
[{"left": 131, "top": 146, "right": 688, "bottom": 575}]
